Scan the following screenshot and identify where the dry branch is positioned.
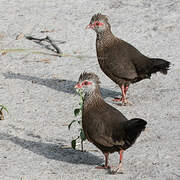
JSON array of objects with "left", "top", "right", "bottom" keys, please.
[{"left": 25, "top": 35, "right": 65, "bottom": 56}]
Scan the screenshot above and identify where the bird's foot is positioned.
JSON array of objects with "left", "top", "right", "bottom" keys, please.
[
  {"left": 113, "top": 98, "right": 133, "bottom": 106},
  {"left": 110, "top": 166, "right": 124, "bottom": 174},
  {"left": 121, "top": 99, "right": 133, "bottom": 106},
  {"left": 95, "top": 164, "right": 110, "bottom": 169},
  {"left": 112, "top": 97, "right": 122, "bottom": 102}
]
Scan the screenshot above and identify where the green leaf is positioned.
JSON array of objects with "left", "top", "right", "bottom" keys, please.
[
  {"left": 71, "top": 139, "right": 76, "bottom": 149},
  {"left": 68, "top": 120, "right": 76, "bottom": 130},
  {"left": 74, "top": 108, "right": 80, "bottom": 117},
  {"left": 0, "top": 105, "right": 8, "bottom": 113},
  {"left": 80, "top": 129, "right": 86, "bottom": 141},
  {"left": 79, "top": 102, "right": 83, "bottom": 106}
]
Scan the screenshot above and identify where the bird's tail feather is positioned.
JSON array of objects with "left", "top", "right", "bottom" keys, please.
[
  {"left": 124, "top": 118, "right": 147, "bottom": 147},
  {"left": 150, "top": 58, "right": 170, "bottom": 75}
]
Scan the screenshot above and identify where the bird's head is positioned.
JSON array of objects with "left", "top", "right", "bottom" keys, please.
[
  {"left": 75, "top": 72, "right": 100, "bottom": 95},
  {"left": 86, "top": 13, "right": 111, "bottom": 33}
]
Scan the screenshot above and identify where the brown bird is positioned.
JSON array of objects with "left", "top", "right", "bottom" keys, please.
[
  {"left": 75, "top": 72, "right": 147, "bottom": 174},
  {"left": 86, "top": 13, "right": 170, "bottom": 105}
]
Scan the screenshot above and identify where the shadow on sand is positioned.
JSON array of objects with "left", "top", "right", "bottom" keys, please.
[
  {"left": 0, "top": 132, "right": 103, "bottom": 166},
  {"left": 3, "top": 72, "right": 120, "bottom": 98}
]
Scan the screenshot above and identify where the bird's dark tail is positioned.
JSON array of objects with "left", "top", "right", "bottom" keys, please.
[
  {"left": 150, "top": 58, "right": 170, "bottom": 75},
  {"left": 124, "top": 118, "right": 147, "bottom": 148}
]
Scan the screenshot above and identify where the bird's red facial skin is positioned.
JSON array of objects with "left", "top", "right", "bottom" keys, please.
[
  {"left": 75, "top": 81, "right": 92, "bottom": 89},
  {"left": 81, "top": 81, "right": 92, "bottom": 86},
  {"left": 75, "top": 83, "right": 82, "bottom": 89},
  {"left": 86, "top": 21, "right": 104, "bottom": 29},
  {"left": 93, "top": 21, "right": 104, "bottom": 27}
]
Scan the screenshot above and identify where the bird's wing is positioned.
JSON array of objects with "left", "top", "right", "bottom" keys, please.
[
  {"left": 99, "top": 39, "right": 136, "bottom": 80},
  {"left": 116, "top": 39, "right": 153, "bottom": 74},
  {"left": 103, "top": 39, "right": 152, "bottom": 79},
  {"left": 85, "top": 103, "right": 127, "bottom": 147}
]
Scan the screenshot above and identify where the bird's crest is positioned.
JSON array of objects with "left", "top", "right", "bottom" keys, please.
[
  {"left": 79, "top": 72, "right": 101, "bottom": 85},
  {"left": 90, "top": 13, "right": 109, "bottom": 23}
]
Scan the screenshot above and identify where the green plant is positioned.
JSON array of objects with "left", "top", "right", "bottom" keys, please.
[
  {"left": 0, "top": 105, "right": 8, "bottom": 120},
  {"left": 68, "top": 89, "right": 86, "bottom": 151}
]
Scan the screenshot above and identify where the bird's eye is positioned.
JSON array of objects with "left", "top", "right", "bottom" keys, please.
[
  {"left": 84, "top": 81, "right": 89, "bottom": 85},
  {"left": 96, "top": 22, "right": 99, "bottom": 26},
  {"left": 82, "top": 81, "right": 92, "bottom": 86}
]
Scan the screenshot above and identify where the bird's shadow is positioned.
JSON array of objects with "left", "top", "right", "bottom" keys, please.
[
  {"left": 3, "top": 72, "right": 120, "bottom": 98},
  {"left": 0, "top": 132, "right": 103, "bottom": 165}
]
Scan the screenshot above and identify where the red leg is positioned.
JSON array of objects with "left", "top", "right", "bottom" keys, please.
[
  {"left": 96, "top": 152, "right": 110, "bottom": 169},
  {"left": 111, "top": 150, "right": 124, "bottom": 174},
  {"left": 124, "top": 86, "right": 129, "bottom": 95},
  {"left": 121, "top": 85, "right": 132, "bottom": 105},
  {"left": 113, "top": 84, "right": 125, "bottom": 102},
  {"left": 119, "top": 150, "right": 123, "bottom": 164},
  {"left": 120, "top": 84, "right": 126, "bottom": 102},
  {"left": 113, "top": 85, "right": 130, "bottom": 104}
]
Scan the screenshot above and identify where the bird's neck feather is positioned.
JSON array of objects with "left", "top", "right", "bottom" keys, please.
[
  {"left": 96, "top": 29, "right": 115, "bottom": 49},
  {"left": 83, "top": 88, "right": 104, "bottom": 111}
]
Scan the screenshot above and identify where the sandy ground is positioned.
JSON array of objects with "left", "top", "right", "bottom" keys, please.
[{"left": 0, "top": 0, "right": 180, "bottom": 179}]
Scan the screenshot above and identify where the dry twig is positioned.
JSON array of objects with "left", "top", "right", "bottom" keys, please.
[{"left": 25, "top": 35, "right": 65, "bottom": 55}]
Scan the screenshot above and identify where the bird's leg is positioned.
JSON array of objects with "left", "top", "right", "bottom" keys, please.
[
  {"left": 120, "top": 85, "right": 132, "bottom": 105},
  {"left": 113, "top": 84, "right": 125, "bottom": 102},
  {"left": 96, "top": 152, "right": 110, "bottom": 169},
  {"left": 124, "top": 85, "right": 129, "bottom": 95},
  {"left": 120, "top": 84, "right": 127, "bottom": 105},
  {"left": 111, "top": 150, "right": 124, "bottom": 174},
  {"left": 113, "top": 85, "right": 131, "bottom": 105}
]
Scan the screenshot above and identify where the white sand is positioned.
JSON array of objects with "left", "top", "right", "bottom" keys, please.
[{"left": 0, "top": 0, "right": 180, "bottom": 179}]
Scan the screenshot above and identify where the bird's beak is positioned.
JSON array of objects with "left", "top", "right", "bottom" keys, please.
[
  {"left": 74, "top": 83, "right": 82, "bottom": 89},
  {"left": 85, "top": 24, "right": 94, "bottom": 29}
]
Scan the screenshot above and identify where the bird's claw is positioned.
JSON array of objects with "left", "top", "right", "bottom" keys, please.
[
  {"left": 113, "top": 97, "right": 132, "bottom": 106},
  {"left": 113, "top": 99, "right": 133, "bottom": 106},
  {"left": 121, "top": 100, "right": 133, "bottom": 106},
  {"left": 95, "top": 164, "right": 110, "bottom": 169},
  {"left": 112, "top": 97, "right": 122, "bottom": 102},
  {"left": 110, "top": 166, "right": 124, "bottom": 174}
]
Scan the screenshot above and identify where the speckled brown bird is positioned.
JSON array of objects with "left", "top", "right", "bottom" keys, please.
[
  {"left": 86, "top": 13, "right": 170, "bottom": 105},
  {"left": 75, "top": 72, "right": 147, "bottom": 174}
]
